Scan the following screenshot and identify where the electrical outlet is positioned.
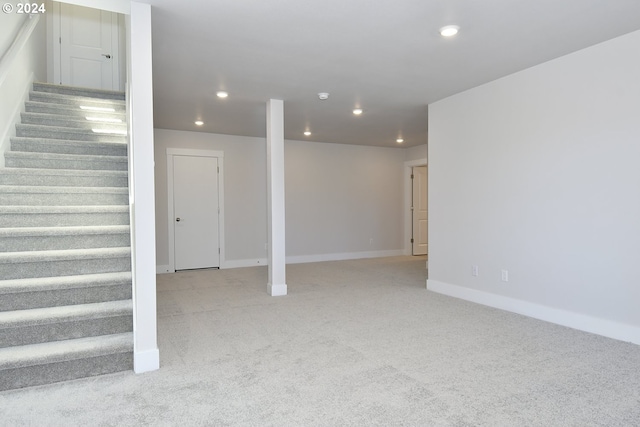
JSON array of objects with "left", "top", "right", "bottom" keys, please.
[
  {"left": 472, "top": 265, "right": 479, "bottom": 277},
  {"left": 501, "top": 269, "right": 509, "bottom": 282}
]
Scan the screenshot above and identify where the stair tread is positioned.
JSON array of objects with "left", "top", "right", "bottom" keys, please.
[
  {"left": 5, "top": 151, "right": 127, "bottom": 161},
  {"left": 0, "top": 247, "right": 131, "bottom": 264},
  {"left": 0, "top": 185, "right": 127, "bottom": 194},
  {"left": 21, "top": 111, "right": 126, "bottom": 124},
  {"left": 0, "top": 332, "right": 132, "bottom": 369},
  {"left": 29, "top": 91, "right": 126, "bottom": 105},
  {"left": 0, "top": 300, "right": 132, "bottom": 327},
  {"left": 0, "top": 272, "right": 132, "bottom": 293},
  {"left": 33, "top": 82, "right": 125, "bottom": 99},
  {"left": 11, "top": 136, "right": 127, "bottom": 146},
  {"left": 16, "top": 123, "right": 127, "bottom": 135},
  {"left": 0, "top": 167, "right": 126, "bottom": 177},
  {"left": 0, "top": 205, "right": 129, "bottom": 213},
  {"left": 0, "top": 225, "right": 130, "bottom": 237}
]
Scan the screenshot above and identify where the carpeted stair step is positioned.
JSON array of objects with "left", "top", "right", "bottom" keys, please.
[
  {"left": 0, "top": 168, "right": 128, "bottom": 187},
  {"left": 0, "top": 225, "right": 130, "bottom": 252},
  {"left": 11, "top": 136, "right": 127, "bottom": 156},
  {"left": 5, "top": 151, "right": 128, "bottom": 171},
  {"left": 20, "top": 112, "right": 126, "bottom": 132},
  {"left": 0, "top": 185, "right": 128, "bottom": 206},
  {"left": 0, "top": 300, "right": 133, "bottom": 348},
  {"left": 16, "top": 124, "right": 126, "bottom": 143},
  {"left": 0, "top": 272, "right": 132, "bottom": 311},
  {"left": 0, "top": 332, "right": 132, "bottom": 391},
  {"left": 0, "top": 205, "right": 129, "bottom": 227},
  {"left": 25, "top": 101, "right": 126, "bottom": 121},
  {"left": 28, "top": 91, "right": 125, "bottom": 111},
  {"left": 32, "top": 82, "right": 125, "bottom": 101},
  {"left": 0, "top": 247, "right": 131, "bottom": 280}
]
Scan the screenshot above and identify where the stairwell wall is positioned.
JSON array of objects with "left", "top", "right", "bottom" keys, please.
[
  {"left": 0, "top": 14, "right": 46, "bottom": 166},
  {"left": 428, "top": 30, "right": 640, "bottom": 344},
  {"left": 154, "top": 129, "right": 407, "bottom": 270}
]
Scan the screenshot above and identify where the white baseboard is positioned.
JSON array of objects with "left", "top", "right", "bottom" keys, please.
[
  {"left": 286, "top": 249, "right": 404, "bottom": 265},
  {"left": 134, "top": 347, "right": 160, "bottom": 373},
  {"left": 268, "top": 283, "right": 287, "bottom": 296},
  {"left": 156, "top": 264, "right": 171, "bottom": 274},
  {"left": 222, "top": 258, "right": 268, "bottom": 269},
  {"left": 427, "top": 279, "right": 640, "bottom": 345}
]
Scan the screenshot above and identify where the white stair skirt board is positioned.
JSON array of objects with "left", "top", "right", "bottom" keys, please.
[
  {"left": 134, "top": 347, "right": 160, "bottom": 373},
  {"left": 427, "top": 279, "right": 640, "bottom": 345},
  {"left": 268, "top": 283, "right": 287, "bottom": 297}
]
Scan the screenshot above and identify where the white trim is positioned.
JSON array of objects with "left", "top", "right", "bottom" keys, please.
[
  {"left": 286, "top": 249, "right": 404, "bottom": 265},
  {"left": 55, "top": 0, "right": 130, "bottom": 14},
  {"left": 427, "top": 279, "right": 640, "bottom": 345},
  {"left": 133, "top": 348, "right": 160, "bottom": 374},
  {"left": 0, "top": 73, "right": 34, "bottom": 167},
  {"left": 268, "top": 283, "right": 287, "bottom": 297},
  {"left": 223, "top": 258, "right": 268, "bottom": 269},
  {"left": 166, "top": 148, "right": 225, "bottom": 272},
  {"left": 404, "top": 158, "right": 427, "bottom": 256},
  {"left": 156, "top": 264, "right": 171, "bottom": 274}
]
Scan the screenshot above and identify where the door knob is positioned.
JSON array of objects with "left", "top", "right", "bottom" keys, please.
[
  {"left": 176, "top": 218, "right": 181, "bottom": 222},
  {"left": 102, "top": 54, "right": 111, "bottom": 59}
]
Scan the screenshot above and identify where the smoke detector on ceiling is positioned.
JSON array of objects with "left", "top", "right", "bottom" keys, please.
[{"left": 318, "top": 92, "right": 329, "bottom": 100}]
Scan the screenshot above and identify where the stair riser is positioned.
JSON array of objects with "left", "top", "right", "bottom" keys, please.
[
  {"left": 32, "top": 83, "right": 126, "bottom": 101},
  {"left": 16, "top": 126, "right": 127, "bottom": 143},
  {"left": 28, "top": 92, "right": 125, "bottom": 110},
  {"left": 0, "top": 257, "right": 131, "bottom": 280},
  {"left": 0, "top": 352, "right": 132, "bottom": 391},
  {"left": 0, "top": 234, "right": 131, "bottom": 252},
  {"left": 0, "top": 193, "right": 128, "bottom": 206},
  {"left": 5, "top": 156, "right": 127, "bottom": 171},
  {"left": 0, "top": 284, "right": 132, "bottom": 311},
  {"left": 0, "top": 174, "right": 128, "bottom": 188},
  {"left": 25, "top": 103, "right": 126, "bottom": 121},
  {"left": 11, "top": 139, "right": 127, "bottom": 157},
  {"left": 0, "top": 212, "right": 130, "bottom": 227},
  {"left": 0, "top": 316, "right": 132, "bottom": 348},
  {"left": 20, "top": 115, "right": 127, "bottom": 132}
]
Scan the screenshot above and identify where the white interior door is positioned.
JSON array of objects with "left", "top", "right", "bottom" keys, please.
[
  {"left": 59, "top": 3, "right": 120, "bottom": 90},
  {"left": 412, "top": 166, "right": 428, "bottom": 255},
  {"left": 173, "top": 155, "right": 220, "bottom": 270}
]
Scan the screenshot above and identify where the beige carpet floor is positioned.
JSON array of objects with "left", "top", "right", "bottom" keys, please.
[{"left": 1, "top": 256, "right": 639, "bottom": 426}]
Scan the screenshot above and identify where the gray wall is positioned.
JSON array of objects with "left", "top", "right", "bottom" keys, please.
[
  {"left": 155, "top": 129, "right": 409, "bottom": 267},
  {"left": 428, "top": 30, "right": 640, "bottom": 341}
]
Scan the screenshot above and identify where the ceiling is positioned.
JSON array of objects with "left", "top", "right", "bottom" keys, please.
[{"left": 147, "top": 0, "right": 640, "bottom": 148}]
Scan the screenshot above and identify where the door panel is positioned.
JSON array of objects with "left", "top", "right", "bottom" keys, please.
[
  {"left": 412, "top": 166, "right": 428, "bottom": 255},
  {"left": 60, "top": 3, "right": 120, "bottom": 90},
  {"left": 173, "top": 155, "right": 220, "bottom": 270}
]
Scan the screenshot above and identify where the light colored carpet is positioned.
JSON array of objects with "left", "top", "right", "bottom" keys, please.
[{"left": 1, "top": 256, "right": 639, "bottom": 426}]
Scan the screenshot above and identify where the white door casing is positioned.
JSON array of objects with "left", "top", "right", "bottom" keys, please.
[
  {"left": 412, "top": 166, "right": 428, "bottom": 255},
  {"left": 167, "top": 149, "right": 225, "bottom": 272},
  {"left": 56, "top": 2, "right": 121, "bottom": 90}
]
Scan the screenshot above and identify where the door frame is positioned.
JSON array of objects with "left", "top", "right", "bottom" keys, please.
[
  {"left": 404, "top": 158, "right": 428, "bottom": 257},
  {"left": 166, "top": 148, "right": 225, "bottom": 273}
]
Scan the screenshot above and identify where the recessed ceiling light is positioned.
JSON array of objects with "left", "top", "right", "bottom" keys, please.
[
  {"left": 216, "top": 91, "right": 229, "bottom": 98},
  {"left": 353, "top": 108, "right": 363, "bottom": 115},
  {"left": 318, "top": 92, "right": 329, "bottom": 100},
  {"left": 440, "top": 25, "right": 460, "bottom": 37},
  {"left": 396, "top": 138, "right": 404, "bottom": 143},
  {"left": 304, "top": 131, "right": 311, "bottom": 136},
  {"left": 195, "top": 120, "right": 204, "bottom": 126}
]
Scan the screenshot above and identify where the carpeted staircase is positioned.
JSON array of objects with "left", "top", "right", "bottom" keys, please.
[{"left": 0, "top": 82, "right": 133, "bottom": 391}]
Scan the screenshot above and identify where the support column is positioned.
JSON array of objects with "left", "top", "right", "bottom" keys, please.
[{"left": 266, "top": 99, "right": 287, "bottom": 296}]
